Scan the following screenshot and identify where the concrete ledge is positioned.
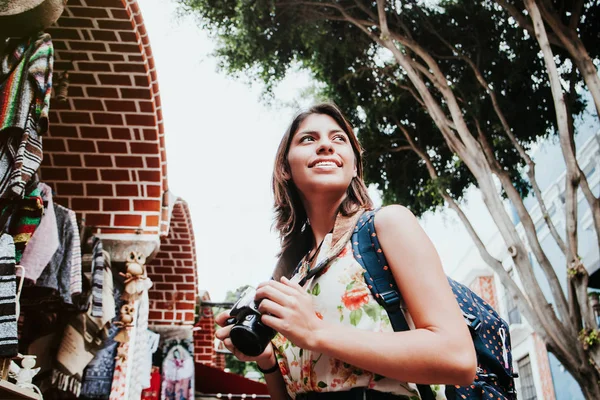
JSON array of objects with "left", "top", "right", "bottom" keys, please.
[{"left": 0, "top": 0, "right": 66, "bottom": 38}]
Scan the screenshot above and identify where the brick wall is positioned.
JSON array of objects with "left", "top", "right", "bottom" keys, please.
[
  {"left": 147, "top": 199, "right": 198, "bottom": 325},
  {"left": 469, "top": 275, "right": 499, "bottom": 310},
  {"left": 39, "top": 0, "right": 169, "bottom": 236},
  {"left": 195, "top": 306, "right": 217, "bottom": 366}
]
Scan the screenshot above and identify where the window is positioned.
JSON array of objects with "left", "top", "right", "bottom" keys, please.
[
  {"left": 506, "top": 270, "right": 522, "bottom": 325},
  {"left": 517, "top": 355, "right": 537, "bottom": 400}
]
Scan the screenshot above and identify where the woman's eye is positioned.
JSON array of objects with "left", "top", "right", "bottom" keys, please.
[
  {"left": 299, "top": 135, "right": 315, "bottom": 143},
  {"left": 333, "top": 134, "right": 347, "bottom": 142}
]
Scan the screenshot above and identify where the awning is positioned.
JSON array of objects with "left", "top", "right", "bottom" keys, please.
[{"left": 195, "top": 362, "right": 270, "bottom": 396}]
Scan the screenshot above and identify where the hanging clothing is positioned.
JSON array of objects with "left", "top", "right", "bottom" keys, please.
[
  {"left": 0, "top": 233, "right": 17, "bottom": 357},
  {"left": 68, "top": 208, "right": 82, "bottom": 296},
  {"left": 0, "top": 33, "right": 53, "bottom": 199},
  {"left": 142, "top": 330, "right": 160, "bottom": 390},
  {"left": 160, "top": 337, "right": 195, "bottom": 400},
  {"left": 90, "top": 237, "right": 104, "bottom": 317},
  {"left": 52, "top": 296, "right": 111, "bottom": 396},
  {"left": 80, "top": 267, "right": 124, "bottom": 400},
  {"left": 141, "top": 366, "right": 161, "bottom": 400},
  {"left": 23, "top": 203, "right": 79, "bottom": 306},
  {"left": 19, "top": 182, "right": 59, "bottom": 282},
  {"left": 0, "top": 185, "right": 44, "bottom": 263},
  {"left": 128, "top": 290, "right": 151, "bottom": 400}
]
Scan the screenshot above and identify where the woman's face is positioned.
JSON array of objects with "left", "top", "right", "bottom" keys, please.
[{"left": 287, "top": 113, "right": 357, "bottom": 198}]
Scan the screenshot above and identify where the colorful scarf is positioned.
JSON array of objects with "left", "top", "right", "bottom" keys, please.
[
  {"left": 0, "top": 233, "right": 17, "bottom": 357},
  {"left": 0, "top": 33, "right": 53, "bottom": 199},
  {"left": 19, "top": 182, "right": 59, "bottom": 281}
]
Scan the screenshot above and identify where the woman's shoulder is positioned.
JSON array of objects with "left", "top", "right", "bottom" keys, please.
[{"left": 371, "top": 205, "right": 423, "bottom": 242}]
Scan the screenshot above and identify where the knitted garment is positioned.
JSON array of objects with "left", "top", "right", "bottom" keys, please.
[
  {"left": 128, "top": 290, "right": 150, "bottom": 400},
  {"left": 19, "top": 182, "right": 59, "bottom": 282},
  {"left": 1, "top": 186, "right": 44, "bottom": 263},
  {"left": 0, "top": 33, "right": 53, "bottom": 199},
  {"left": 27, "top": 203, "right": 77, "bottom": 305},
  {"left": 90, "top": 237, "right": 104, "bottom": 317},
  {"left": 142, "top": 330, "right": 160, "bottom": 389},
  {"left": 0, "top": 233, "right": 17, "bottom": 357}
]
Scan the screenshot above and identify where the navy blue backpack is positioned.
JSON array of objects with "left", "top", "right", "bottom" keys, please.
[{"left": 351, "top": 210, "right": 517, "bottom": 400}]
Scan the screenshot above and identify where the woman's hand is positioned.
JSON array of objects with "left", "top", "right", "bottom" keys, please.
[
  {"left": 215, "top": 310, "right": 275, "bottom": 368},
  {"left": 255, "top": 277, "right": 326, "bottom": 351}
]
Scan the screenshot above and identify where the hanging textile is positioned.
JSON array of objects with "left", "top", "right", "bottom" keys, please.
[
  {"left": 80, "top": 263, "right": 124, "bottom": 400},
  {"left": 109, "top": 301, "right": 139, "bottom": 400},
  {"left": 157, "top": 331, "right": 195, "bottom": 400},
  {"left": 51, "top": 293, "right": 112, "bottom": 396},
  {"left": 19, "top": 182, "right": 58, "bottom": 282},
  {"left": 0, "top": 233, "right": 17, "bottom": 357},
  {"left": 68, "top": 208, "right": 82, "bottom": 296},
  {"left": 128, "top": 290, "right": 150, "bottom": 400},
  {"left": 0, "top": 33, "right": 53, "bottom": 199},
  {"left": 22, "top": 202, "right": 80, "bottom": 306},
  {"left": 141, "top": 366, "right": 161, "bottom": 400},
  {"left": 90, "top": 237, "right": 104, "bottom": 317},
  {"left": 142, "top": 330, "right": 160, "bottom": 390},
  {"left": 0, "top": 185, "right": 44, "bottom": 263}
]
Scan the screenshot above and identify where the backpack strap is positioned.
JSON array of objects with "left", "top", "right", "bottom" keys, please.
[{"left": 351, "top": 209, "right": 435, "bottom": 400}]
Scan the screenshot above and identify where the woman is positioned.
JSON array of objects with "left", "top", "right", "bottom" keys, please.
[{"left": 215, "top": 103, "right": 476, "bottom": 399}]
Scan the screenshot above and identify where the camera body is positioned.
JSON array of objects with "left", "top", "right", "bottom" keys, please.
[{"left": 227, "top": 287, "right": 275, "bottom": 357}]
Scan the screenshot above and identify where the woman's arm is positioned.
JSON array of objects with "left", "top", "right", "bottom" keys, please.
[
  {"left": 215, "top": 311, "right": 291, "bottom": 399},
  {"left": 257, "top": 205, "right": 476, "bottom": 385}
]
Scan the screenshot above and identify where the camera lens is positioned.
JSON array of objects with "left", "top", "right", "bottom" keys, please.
[{"left": 230, "top": 314, "right": 274, "bottom": 357}]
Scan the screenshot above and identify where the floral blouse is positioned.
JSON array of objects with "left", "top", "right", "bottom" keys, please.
[{"left": 271, "top": 226, "right": 448, "bottom": 399}]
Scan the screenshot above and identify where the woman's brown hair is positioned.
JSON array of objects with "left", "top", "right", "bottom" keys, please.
[{"left": 272, "top": 103, "right": 373, "bottom": 279}]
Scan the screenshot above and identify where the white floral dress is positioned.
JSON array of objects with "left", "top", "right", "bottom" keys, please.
[{"left": 271, "top": 220, "right": 448, "bottom": 399}]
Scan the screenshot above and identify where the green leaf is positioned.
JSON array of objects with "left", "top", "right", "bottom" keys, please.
[
  {"left": 312, "top": 282, "right": 321, "bottom": 296},
  {"left": 373, "top": 373, "right": 385, "bottom": 381},
  {"left": 304, "top": 377, "right": 308, "bottom": 385},
  {"left": 363, "top": 303, "right": 380, "bottom": 321},
  {"left": 317, "top": 381, "right": 328, "bottom": 388},
  {"left": 346, "top": 282, "right": 355, "bottom": 290},
  {"left": 350, "top": 309, "right": 363, "bottom": 326},
  {"left": 299, "top": 348, "right": 303, "bottom": 357}
]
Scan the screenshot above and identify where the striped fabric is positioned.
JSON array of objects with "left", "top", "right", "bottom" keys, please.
[
  {"left": 90, "top": 237, "right": 104, "bottom": 317},
  {"left": 0, "top": 233, "right": 17, "bottom": 357},
  {"left": 0, "top": 186, "right": 44, "bottom": 263},
  {"left": 67, "top": 208, "right": 82, "bottom": 296},
  {"left": 0, "top": 33, "right": 54, "bottom": 199}
]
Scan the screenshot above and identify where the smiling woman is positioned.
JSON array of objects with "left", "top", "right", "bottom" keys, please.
[{"left": 213, "top": 103, "right": 478, "bottom": 400}]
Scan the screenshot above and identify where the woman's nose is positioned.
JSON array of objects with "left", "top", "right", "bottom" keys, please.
[{"left": 317, "top": 139, "right": 334, "bottom": 154}]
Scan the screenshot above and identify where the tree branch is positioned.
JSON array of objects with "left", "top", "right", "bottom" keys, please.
[{"left": 474, "top": 120, "right": 574, "bottom": 333}]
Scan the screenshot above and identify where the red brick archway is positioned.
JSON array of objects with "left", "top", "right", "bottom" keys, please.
[
  {"left": 147, "top": 198, "right": 198, "bottom": 325},
  {"left": 40, "top": 0, "right": 169, "bottom": 237}
]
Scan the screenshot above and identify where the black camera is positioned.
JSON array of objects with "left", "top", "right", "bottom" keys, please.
[{"left": 226, "top": 287, "right": 275, "bottom": 357}]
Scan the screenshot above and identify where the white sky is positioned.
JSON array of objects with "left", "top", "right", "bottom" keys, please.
[{"left": 137, "top": 0, "right": 497, "bottom": 301}]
